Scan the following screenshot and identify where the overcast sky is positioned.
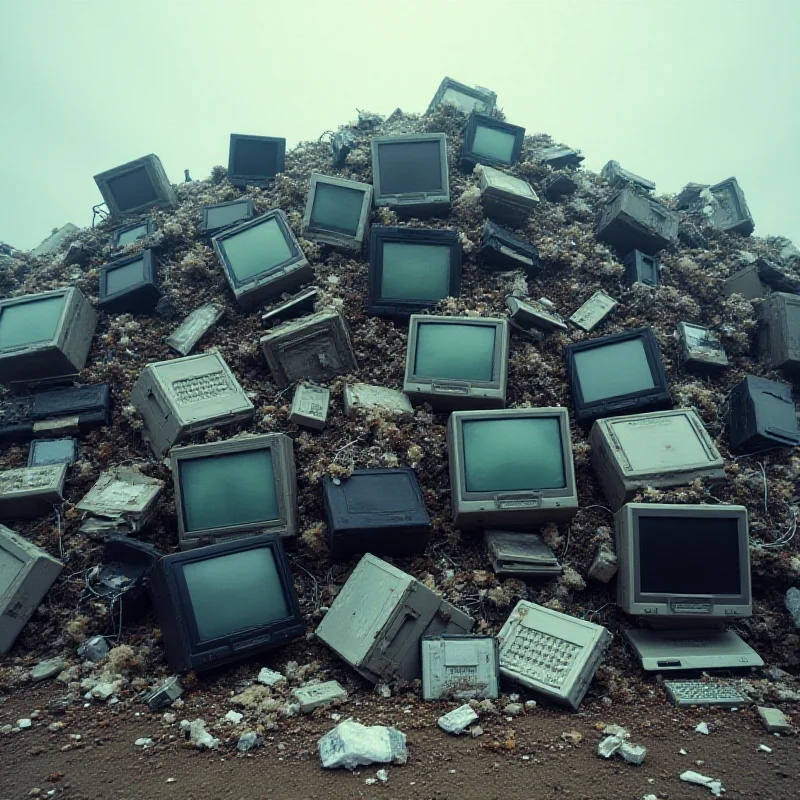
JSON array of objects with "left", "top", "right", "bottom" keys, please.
[{"left": 1, "top": 0, "right": 799, "bottom": 251}]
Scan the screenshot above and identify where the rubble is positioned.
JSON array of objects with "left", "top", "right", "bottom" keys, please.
[
  {"left": 188, "top": 719, "right": 219, "bottom": 750},
  {"left": 165, "top": 303, "right": 224, "bottom": 356},
  {"left": 134, "top": 737, "right": 153, "bottom": 748},
  {"left": 785, "top": 587, "right": 800, "bottom": 628},
  {"left": 680, "top": 770, "right": 725, "bottom": 797},
  {"left": 588, "top": 544, "right": 618, "bottom": 583},
  {"left": 237, "top": 731, "right": 262, "bottom": 752},
  {"left": 503, "top": 702, "right": 523, "bottom": 717},
  {"left": 31, "top": 658, "right": 66, "bottom": 682},
  {"left": 619, "top": 741, "right": 647, "bottom": 765},
  {"left": 257, "top": 667, "right": 285, "bottom": 687},
  {"left": 17, "top": 719, "right": 32, "bottom": 730},
  {"left": 318, "top": 719, "right": 407, "bottom": 769},
  {"left": 695, "top": 722, "right": 710, "bottom": 735},
  {"left": 757, "top": 706, "right": 792, "bottom": 734},
  {"left": 140, "top": 676, "right": 183, "bottom": 710},
  {"left": 224, "top": 710, "right": 244, "bottom": 724},
  {"left": 438, "top": 704, "right": 479, "bottom": 734},
  {"left": 77, "top": 636, "right": 109, "bottom": 663},
  {"left": 293, "top": 680, "right": 347, "bottom": 713}
]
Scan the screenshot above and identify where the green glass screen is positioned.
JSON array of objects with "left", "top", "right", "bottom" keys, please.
[
  {"left": 462, "top": 417, "right": 567, "bottom": 492},
  {"left": 180, "top": 448, "right": 280, "bottom": 532},
  {"left": 380, "top": 242, "right": 452, "bottom": 301},
  {"left": 414, "top": 322, "right": 495, "bottom": 382},
  {"left": 573, "top": 338, "right": 655, "bottom": 403},
  {"left": 0, "top": 295, "right": 65, "bottom": 350},
  {"left": 471, "top": 125, "right": 516, "bottom": 163},
  {"left": 310, "top": 183, "right": 365, "bottom": 235},
  {"left": 221, "top": 218, "right": 293, "bottom": 284},
  {"left": 117, "top": 223, "right": 148, "bottom": 247},
  {"left": 206, "top": 202, "right": 250, "bottom": 230},
  {"left": 105, "top": 258, "right": 146, "bottom": 296}
]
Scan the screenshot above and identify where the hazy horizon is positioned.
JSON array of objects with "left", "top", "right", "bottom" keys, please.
[{"left": 1, "top": 0, "right": 799, "bottom": 251}]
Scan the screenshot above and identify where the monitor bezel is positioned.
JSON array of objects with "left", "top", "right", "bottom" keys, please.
[
  {"left": 301, "top": 173, "right": 373, "bottom": 251},
  {"left": 98, "top": 249, "right": 159, "bottom": 312},
  {"left": 370, "top": 133, "right": 451, "bottom": 213},
  {"left": 367, "top": 227, "right": 462, "bottom": 318},
  {"left": 170, "top": 434, "right": 298, "bottom": 549},
  {"left": 199, "top": 198, "right": 255, "bottom": 237},
  {"left": 565, "top": 327, "right": 671, "bottom": 426},
  {"left": 427, "top": 77, "right": 497, "bottom": 115},
  {"left": 0, "top": 288, "right": 71, "bottom": 355},
  {"left": 623, "top": 250, "right": 660, "bottom": 287},
  {"left": 461, "top": 112, "right": 525, "bottom": 170},
  {"left": 447, "top": 407, "right": 579, "bottom": 530},
  {"left": 111, "top": 217, "right": 156, "bottom": 248},
  {"left": 615, "top": 503, "right": 752, "bottom": 618},
  {"left": 94, "top": 154, "right": 176, "bottom": 218},
  {"left": 27, "top": 438, "right": 78, "bottom": 468},
  {"left": 227, "top": 134, "right": 286, "bottom": 187}
]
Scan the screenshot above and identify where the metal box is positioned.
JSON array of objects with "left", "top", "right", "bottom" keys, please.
[
  {"left": 601, "top": 160, "right": 655, "bottom": 192},
  {"left": 0, "top": 464, "right": 67, "bottom": 519},
  {"left": 484, "top": 530, "right": 562, "bottom": 577},
  {"left": 498, "top": 600, "right": 611, "bottom": 709},
  {"left": 289, "top": 383, "right": 330, "bottom": 430},
  {"left": 758, "top": 292, "right": 800, "bottom": 373},
  {"left": 706, "top": 177, "right": 754, "bottom": 236},
  {"left": 421, "top": 634, "right": 499, "bottom": 700},
  {"left": 595, "top": 188, "right": 679, "bottom": 254},
  {"left": 94, "top": 154, "right": 177, "bottom": 218},
  {"left": 505, "top": 297, "right": 567, "bottom": 333},
  {"left": 260, "top": 309, "right": 357, "bottom": 389},
  {"left": 723, "top": 264, "right": 765, "bottom": 300},
  {"left": 676, "top": 322, "right": 729, "bottom": 373},
  {"left": 623, "top": 250, "right": 659, "bottom": 287},
  {"left": 479, "top": 221, "right": 543, "bottom": 277},
  {"left": 589, "top": 409, "right": 726, "bottom": 510},
  {"left": 130, "top": 352, "right": 255, "bottom": 457},
  {"left": 315, "top": 553, "right": 474, "bottom": 684},
  {"left": 477, "top": 165, "right": 540, "bottom": 225},
  {"left": 727, "top": 376, "right": 800, "bottom": 454},
  {"left": 569, "top": 291, "right": 617, "bottom": 332}
]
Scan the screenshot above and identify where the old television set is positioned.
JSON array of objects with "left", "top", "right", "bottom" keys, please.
[
  {"left": 212, "top": 210, "right": 313, "bottom": 310},
  {"left": 476, "top": 164, "right": 539, "bottom": 224},
  {"left": 112, "top": 217, "right": 155, "bottom": 248},
  {"left": 171, "top": 434, "right": 298, "bottom": 550},
  {"left": 676, "top": 322, "right": 729, "bottom": 373},
  {"left": 623, "top": 250, "right": 659, "bottom": 288},
  {"left": 371, "top": 134, "right": 450, "bottom": 217},
  {"left": 227, "top": 134, "right": 286, "bottom": 187},
  {"left": 446, "top": 407, "right": 578, "bottom": 531},
  {"left": 0, "top": 464, "right": 67, "bottom": 519},
  {"left": 150, "top": 533, "right": 304, "bottom": 673},
  {"left": 301, "top": 174, "right": 372, "bottom": 252},
  {"left": 723, "top": 264, "right": 765, "bottom": 300},
  {"left": 367, "top": 227, "right": 462, "bottom": 318},
  {"left": 0, "top": 288, "right": 97, "bottom": 388},
  {"left": 199, "top": 198, "right": 254, "bottom": 237},
  {"left": 404, "top": 316, "right": 509, "bottom": 410},
  {"left": 596, "top": 188, "right": 679, "bottom": 255},
  {"left": 479, "top": 221, "right": 543, "bottom": 277},
  {"left": 758, "top": 292, "right": 800, "bottom": 373},
  {"left": 427, "top": 77, "right": 497, "bottom": 115},
  {"left": 27, "top": 438, "right": 77, "bottom": 468},
  {"left": 94, "top": 154, "right": 176, "bottom": 218},
  {"left": 727, "top": 375, "right": 800, "bottom": 454},
  {"left": 321, "top": 468, "right": 431, "bottom": 559},
  {"left": 0, "top": 524, "right": 64, "bottom": 653},
  {"left": 461, "top": 112, "right": 525, "bottom": 171},
  {"left": 565, "top": 327, "right": 671, "bottom": 427},
  {"left": 615, "top": 503, "right": 763, "bottom": 671},
  {"left": 98, "top": 250, "right": 160, "bottom": 314}
]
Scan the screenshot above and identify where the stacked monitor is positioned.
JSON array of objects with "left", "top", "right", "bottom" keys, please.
[
  {"left": 227, "top": 134, "right": 286, "bottom": 187},
  {"left": 368, "top": 227, "right": 461, "bottom": 318},
  {"left": 112, "top": 218, "right": 155, "bottom": 247},
  {"left": 301, "top": 174, "right": 372, "bottom": 252},
  {"left": 94, "top": 154, "right": 176, "bottom": 217}
]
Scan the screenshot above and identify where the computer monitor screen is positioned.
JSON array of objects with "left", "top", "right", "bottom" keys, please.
[
  {"left": 107, "top": 167, "right": 158, "bottom": 212},
  {"left": 117, "top": 223, "right": 149, "bottom": 247},
  {"left": 472, "top": 124, "right": 516, "bottom": 163},
  {"left": 573, "top": 338, "right": 655, "bottom": 403},
  {"left": 0, "top": 295, "right": 65, "bottom": 350},
  {"left": 638, "top": 515, "right": 741, "bottom": 596},
  {"left": 105, "top": 257, "right": 146, "bottom": 296},
  {"left": 310, "top": 182, "right": 364, "bottom": 235},
  {"left": 221, "top": 217, "right": 292, "bottom": 283},
  {"left": 183, "top": 547, "right": 289, "bottom": 641},
  {"left": 441, "top": 87, "right": 482, "bottom": 112},
  {"left": 381, "top": 243, "right": 451, "bottom": 301},
  {"left": 29, "top": 438, "right": 76, "bottom": 467},
  {"left": 414, "top": 321, "right": 495, "bottom": 382},
  {"left": 233, "top": 138, "right": 280, "bottom": 177},
  {"left": 377, "top": 141, "right": 444, "bottom": 194},
  {"left": 179, "top": 449, "right": 279, "bottom": 533},
  {"left": 206, "top": 202, "right": 251, "bottom": 231},
  {"left": 462, "top": 417, "right": 566, "bottom": 492}
]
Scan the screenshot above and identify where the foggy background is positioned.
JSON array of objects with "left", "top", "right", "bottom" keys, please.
[{"left": 1, "top": 0, "right": 798, "bottom": 251}]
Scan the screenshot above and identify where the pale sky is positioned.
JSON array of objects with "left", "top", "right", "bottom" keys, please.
[{"left": 1, "top": 0, "right": 799, "bottom": 251}]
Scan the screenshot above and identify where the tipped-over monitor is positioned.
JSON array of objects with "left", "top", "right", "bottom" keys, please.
[
  {"left": 461, "top": 112, "right": 524, "bottom": 171},
  {"left": 368, "top": 227, "right": 462, "bottom": 318},
  {"left": 150, "top": 533, "right": 304, "bottom": 672},
  {"left": 428, "top": 77, "right": 497, "bottom": 115},
  {"left": 301, "top": 174, "right": 372, "bottom": 252},
  {"left": 112, "top": 218, "right": 155, "bottom": 248},
  {"left": 227, "top": 134, "right": 286, "bottom": 187},
  {"left": 447, "top": 407, "right": 578, "bottom": 530},
  {"left": 404, "top": 316, "right": 509, "bottom": 409},
  {"left": 98, "top": 250, "right": 161, "bottom": 314},
  {"left": 0, "top": 288, "right": 97, "bottom": 389},
  {"left": 199, "top": 198, "right": 254, "bottom": 237},
  {"left": 565, "top": 327, "right": 671, "bottom": 426},
  {"left": 171, "top": 434, "right": 298, "bottom": 550},
  {"left": 758, "top": 292, "right": 800, "bottom": 373},
  {"left": 371, "top": 134, "right": 450, "bottom": 217},
  {"left": 212, "top": 210, "right": 313, "bottom": 310},
  {"left": 94, "top": 154, "right": 176, "bottom": 218}
]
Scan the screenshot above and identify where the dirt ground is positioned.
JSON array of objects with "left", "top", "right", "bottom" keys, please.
[{"left": 1, "top": 685, "right": 798, "bottom": 800}]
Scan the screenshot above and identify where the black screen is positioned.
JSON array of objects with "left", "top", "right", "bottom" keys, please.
[
  {"left": 343, "top": 474, "right": 418, "bottom": 514},
  {"left": 233, "top": 139, "right": 280, "bottom": 177},
  {"left": 377, "top": 140, "right": 444, "bottom": 195},
  {"left": 107, "top": 167, "right": 158, "bottom": 211},
  {"left": 638, "top": 515, "right": 742, "bottom": 595}
]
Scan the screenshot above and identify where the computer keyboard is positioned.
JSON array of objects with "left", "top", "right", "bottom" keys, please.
[
  {"left": 664, "top": 679, "right": 751, "bottom": 708},
  {"left": 502, "top": 627, "right": 581, "bottom": 688}
]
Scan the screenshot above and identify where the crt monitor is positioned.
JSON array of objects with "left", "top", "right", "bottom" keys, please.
[
  {"left": 112, "top": 218, "right": 155, "bottom": 247},
  {"left": 428, "top": 77, "right": 497, "bottom": 115},
  {"left": 301, "top": 174, "right": 373, "bottom": 252},
  {"left": 199, "top": 199, "right": 254, "bottom": 236},
  {"left": 461, "top": 112, "right": 525, "bottom": 171},
  {"left": 371, "top": 134, "right": 450, "bottom": 216},
  {"left": 565, "top": 326, "right": 671, "bottom": 426},
  {"left": 171, "top": 434, "right": 298, "bottom": 549},
  {"left": 368, "top": 227, "right": 462, "bottom": 318},
  {"left": 615, "top": 503, "right": 751, "bottom": 620},
  {"left": 98, "top": 250, "right": 160, "bottom": 314},
  {"left": 404, "top": 316, "right": 508, "bottom": 410},
  {"left": 446, "top": 407, "right": 579, "bottom": 531},
  {"left": 150, "top": 533, "right": 304, "bottom": 672},
  {"left": 94, "top": 154, "right": 176, "bottom": 217},
  {"left": 227, "top": 134, "right": 286, "bottom": 187},
  {"left": 211, "top": 210, "right": 313, "bottom": 310}
]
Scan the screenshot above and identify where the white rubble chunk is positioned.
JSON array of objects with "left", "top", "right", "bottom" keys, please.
[
  {"left": 619, "top": 741, "right": 647, "bottom": 765},
  {"left": 757, "top": 706, "right": 792, "bottom": 734},
  {"left": 224, "top": 710, "right": 243, "bottom": 724},
  {"left": 189, "top": 719, "right": 219, "bottom": 750},
  {"left": 503, "top": 702, "right": 523, "bottom": 717},
  {"left": 134, "top": 737, "right": 153, "bottom": 747},
  {"left": 695, "top": 722, "right": 710, "bottom": 735},
  {"left": 376, "top": 769, "right": 389, "bottom": 782},
  {"left": 588, "top": 544, "right": 618, "bottom": 583},
  {"left": 237, "top": 731, "right": 262, "bottom": 752},
  {"left": 17, "top": 719, "right": 32, "bottom": 729},
  {"left": 293, "top": 680, "right": 348, "bottom": 713},
  {"left": 438, "top": 704, "right": 479, "bottom": 735},
  {"left": 318, "top": 718, "right": 407, "bottom": 769},
  {"left": 257, "top": 667, "right": 285, "bottom": 687},
  {"left": 680, "top": 770, "right": 725, "bottom": 797},
  {"left": 31, "top": 658, "right": 67, "bottom": 682},
  {"left": 759, "top": 744, "right": 773, "bottom": 753},
  {"left": 602, "top": 724, "right": 630, "bottom": 739},
  {"left": 597, "top": 735, "right": 623, "bottom": 758}
]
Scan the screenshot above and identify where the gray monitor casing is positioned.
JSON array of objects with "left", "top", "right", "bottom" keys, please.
[
  {"left": 427, "top": 77, "right": 497, "bottom": 115},
  {"left": 758, "top": 292, "right": 800, "bottom": 373},
  {"left": 589, "top": 409, "right": 726, "bottom": 510},
  {"left": 259, "top": 308, "right": 358, "bottom": 389},
  {"left": 170, "top": 434, "right": 298, "bottom": 550},
  {"left": 0, "top": 288, "right": 97, "bottom": 389},
  {"left": 484, "top": 530, "right": 562, "bottom": 577},
  {"left": 505, "top": 297, "right": 567, "bottom": 334},
  {"left": 601, "top": 160, "right": 656, "bottom": 192},
  {"left": 404, "top": 316, "right": 509, "bottom": 410},
  {"left": 130, "top": 352, "right": 255, "bottom": 457},
  {"left": 289, "top": 383, "right": 330, "bottom": 430},
  {"left": 0, "top": 464, "right": 67, "bottom": 520},
  {"left": 615, "top": 502, "right": 752, "bottom": 620},
  {"left": 476, "top": 165, "right": 540, "bottom": 225},
  {"left": 315, "top": 553, "right": 474, "bottom": 684},
  {"left": 676, "top": 322, "right": 729, "bottom": 373},
  {"left": 595, "top": 188, "right": 679, "bottom": 254},
  {"left": 371, "top": 134, "right": 451, "bottom": 217},
  {"left": 706, "top": 177, "right": 754, "bottom": 237},
  {"left": 301, "top": 173, "right": 373, "bottom": 252},
  {"left": 94, "top": 154, "right": 177, "bottom": 218},
  {"left": 723, "top": 264, "right": 765, "bottom": 300},
  {"left": 421, "top": 634, "right": 499, "bottom": 700},
  {"left": 0, "top": 524, "right": 64, "bottom": 653},
  {"left": 446, "top": 407, "right": 579, "bottom": 531}
]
